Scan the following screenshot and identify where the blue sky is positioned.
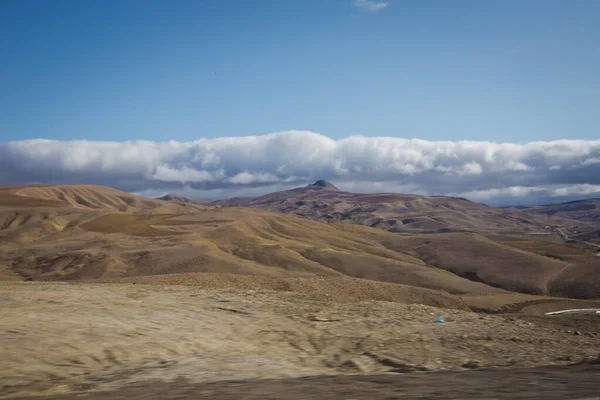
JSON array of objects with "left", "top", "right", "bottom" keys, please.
[
  {"left": 2, "top": 0, "right": 600, "bottom": 205},
  {"left": 2, "top": 0, "right": 599, "bottom": 144}
]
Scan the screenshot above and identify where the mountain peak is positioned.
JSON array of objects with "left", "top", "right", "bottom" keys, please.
[
  {"left": 307, "top": 179, "right": 339, "bottom": 190},
  {"left": 156, "top": 193, "right": 189, "bottom": 202}
]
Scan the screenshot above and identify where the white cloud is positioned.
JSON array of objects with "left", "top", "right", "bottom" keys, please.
[
  {"left": 354, "top": 0, "right": 389, "bottom": 13},
  {"left": 2, "top": 130, "right": 600, "bottom": 205},
  {"left": 227, "top": 172, "right": 279, "bottom": 185},
  {"left": 152, "top": 165, "right": 223, "bottom": 183},
  {"left": 454, "top": 184, "right": 600, "bottom": 206}
]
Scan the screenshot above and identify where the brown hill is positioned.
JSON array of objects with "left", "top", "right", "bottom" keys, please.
[
  {"left": 156, "top": 193, "right": 213, "bottom": 206},
  {"left": 192, "top": 181, "right": 579, "bottom": 235},
  {"left": 2, "top": 184, "right": 599, "bottom": 299},
  {"left": 0, "top": 185, "right": 198, "bottom": 212},
  {"left": 0, "top": 185, "right": 199, "bottom": 245},
  {"left": 517, "top": 198, "right": 600, "bottom": 221},
  {"left": 515, "top": 199, "right": 600, "bottom": 245},
  {"left": 571, "top": 229, "right": 600, "bottom": 245}
]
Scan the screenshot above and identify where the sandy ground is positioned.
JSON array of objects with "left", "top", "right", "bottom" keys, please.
[
  {"left": 2, "top": 282, "right": 599, "bottom": 399},
  {"left": 20, "top": 365, "right": 600, "bottom": 400}
]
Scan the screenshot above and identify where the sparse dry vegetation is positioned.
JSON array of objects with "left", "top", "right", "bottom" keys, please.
[{"left": 1, "top": 184, "right": 599, "bottom": 399}]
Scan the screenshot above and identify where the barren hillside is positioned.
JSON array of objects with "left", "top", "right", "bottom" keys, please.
[
  {"left": 2, "top": 184, "right": 600, "bottom": 400},
  {"left": 516, "top": 198, "right": 600, "bottom": 221},
  {"left": 0, "top": 185, "right": 201, "bottom": 212},
  {"left": 2, "top": 184, "right": 599, "bottom": 299},
  {"left": 156, "top": 193, "right": 212, "bottom": 206},
  {"left": 177, "top": 180, "right": 587, "bottom": 236},
  {"left": 515, "top": 198, "right": 600, "bottom": 245}
]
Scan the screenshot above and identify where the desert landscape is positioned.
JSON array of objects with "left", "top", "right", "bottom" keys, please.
[
  {"left": 1, "top": 183, "right": 600, "bottom": 399},
  {"left": 4, "top": 1, "right": 600, "bottom": 397},
  {"left": 202, "top": 180, "right": 595, "bottom": 234}
]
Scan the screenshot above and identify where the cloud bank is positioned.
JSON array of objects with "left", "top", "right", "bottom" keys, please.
[
  {"left": 1, "top": 130, "right": 600, "bottom": 205},
  {"left": 354, "top": 0, "right": 389, "bottom": 13}
]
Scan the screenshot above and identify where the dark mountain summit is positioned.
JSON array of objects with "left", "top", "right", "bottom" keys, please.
[
  {"left": 198, "top": 180, "right": 583, "bottom": 236},
  {"left": 307, "top": 179, "right": 339, "bottom": 190},
  {"left": 155, "top": 194, "right": 210, "bottom": 205},
  {"left": 156, "top": 194, "right": 190, "bottom": 202},
  {"left": 155, "top": 181, "right": 597, "bottom": 240}
]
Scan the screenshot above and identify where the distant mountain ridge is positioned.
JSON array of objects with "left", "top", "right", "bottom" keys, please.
[
  {"left": 2, "top": 183, "right": 599, "bottom": 299},
  {"left": 157, "top": 180, "right": 594, "bottom": 236},
  {"left": 156, "top": 193, "right": 212, "bottom": 206},
  {"left": 516, "top": 198, "right": 600, "bottom": 221}
]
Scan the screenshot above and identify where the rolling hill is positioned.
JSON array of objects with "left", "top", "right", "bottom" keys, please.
[
  {"left": 2, "top": 184, "right": 600, "bottom": 300},
  {"left": 156, "top": 193, "right": 212, "bottom": 206},
  {"left": 0, "top": 185, "right": 200, "bottom": 246},
  {"left": 516, "top": 198, "right": 600, "bottom": 222},
  {"left": 165, "top": 180, "right": 584, "bottom": 235},
  {"left": 511, "top": 199, "right": 600, "bottom": 245},
  {"left": 0, "top": 185, "right": 199, "bottom": 212}
]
